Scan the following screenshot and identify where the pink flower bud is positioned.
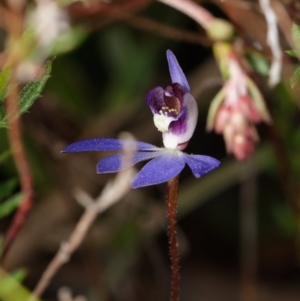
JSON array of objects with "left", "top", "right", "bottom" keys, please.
[{"left": 207, "top": 49, "right": 271, "bottom": 161}]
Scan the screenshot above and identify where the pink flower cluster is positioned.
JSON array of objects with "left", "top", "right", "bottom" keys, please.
[{"left": 208, "top": 53, "right": 271, "bottom": 161}]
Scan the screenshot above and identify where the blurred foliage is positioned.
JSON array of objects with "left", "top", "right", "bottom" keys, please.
[
  {"left": 246, "top": 52, "right": 269, "bottom": 77},
  {"left": 288, "top": 23, "right": 300, "bottom": 87},
  {"left": 0, "top": 268, "right": 38, "bottom": 301}
]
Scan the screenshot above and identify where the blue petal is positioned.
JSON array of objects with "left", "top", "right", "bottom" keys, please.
[
  {"left": 183, "top": 154, "right": 220, "bottom": 178},
  {"left": 132, "top": 154, "right": 185, "bottom": 188},
  {"left": 167, "top": 50, "right": 190, "bottom": 93},
  {"left": 62, "top": 138, "right": 159, "bottom": 153},
  {"left": 97, "top": 151, "right": 162, "bottom": 173}
]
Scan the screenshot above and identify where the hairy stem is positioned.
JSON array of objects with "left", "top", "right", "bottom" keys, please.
[{"left": 166, "top": 175, "right": 180, "bottom": 301}]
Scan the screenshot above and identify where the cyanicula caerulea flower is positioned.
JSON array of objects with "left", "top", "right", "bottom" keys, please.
[{"left": 63, "top": 50, "right": 220, "bottom": 188}]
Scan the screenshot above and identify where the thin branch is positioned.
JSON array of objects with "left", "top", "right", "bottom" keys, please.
[
  {"left": 69, "top": 0, "right": 153, "bottom": 20},
  {"left": 2, "top": 75, "right": 34, "bottom": 259},
  {"left": 83, "top": 11, "right": 211, "bottom": 46},
  {"left": 1, "top": 6, "right": 34, "bottom": 260},
  {"left": 30, "top": 134, "right": 136, "bottom": 300},
  {"left": 125, "top": 14, "right": 211, "bottom": 46},
  {"left": 157, "top": 0, "right": 214, "bottom": 29}
]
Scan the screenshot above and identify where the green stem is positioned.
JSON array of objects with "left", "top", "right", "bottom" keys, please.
[{"left": 166, "top": 175, "right": 180, "bottom": 301}]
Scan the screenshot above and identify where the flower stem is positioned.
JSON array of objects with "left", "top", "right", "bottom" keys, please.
[{"left": 166, "top": 175, "right": 180, "bottom": 301}]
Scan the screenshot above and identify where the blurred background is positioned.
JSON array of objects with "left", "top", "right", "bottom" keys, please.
[{"left": 1, "top": 0, "right": 300, "bottom": 300}]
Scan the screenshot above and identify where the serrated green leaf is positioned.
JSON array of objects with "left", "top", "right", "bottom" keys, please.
[
  {"left": 0, "top": 179, "right": 17, "bottom": 202},
  {"left": 0, "top": 60, "right": 53, "bottom": 128},
  {"left": 292, "top": 23, "right": 300, "bottom": 51},
  {"left": 19, "top": 60, "right": 53, "bottom": 115},
  {"left": 290, "top": 66, "right": 300, "bottom": 89},
  {"left": 285, "top": 49, "right": 300, "bottom": 58},
  {"left": 0, "top": 193, "right": 22, "bottom": 219}
]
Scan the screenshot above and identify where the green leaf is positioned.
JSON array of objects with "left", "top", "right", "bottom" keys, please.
[
  {"left": 10, "top": 269, "right": 27, "bottom": 284},
  {"left": 246, "top": 52, "right": 269, "bottom": 76},
  {"left": 285, "top": 49, "right": 300, "bottom": 58},
  {"left": 292, "top": 23, "right": 300, "bottom": 51},
  {"left": 0, "top": 193, "right": 22, "bottom": 219},
  {"left": 246, "top": 77, "right": 272, "bottom": 123},
  {"left": 0, "top": 149, "right": 11, "bottom": 164},
  {"left": 0, "top": 69, "right": 10, "bottom": 122},
  {"left": 0, "top": 268, "right": 40, "bottom": 301},
  {"left": 0, "top": 179, "right": 17, "bottom": 202},
  {"left": 0, "top": 69, "right": 11, "bottom": 102},
  {"left": 0, "top": 60, "right": 53, "bottom": 128},
  {"left": 19, "top": 59, "right": 53, "bottom": 115},
  {"left": 290, "top": 66, "right": 300, "bottom": 89}
]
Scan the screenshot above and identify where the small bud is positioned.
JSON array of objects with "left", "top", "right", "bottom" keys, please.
[{"left": 206, "top": 19, "right": 234, "bottom": 42}]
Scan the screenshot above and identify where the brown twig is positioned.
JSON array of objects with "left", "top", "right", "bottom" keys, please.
[
  {"left": 157, "top": 0, "right": 214, "bottom": 29},
  {"left": 30, "top": 135, "right": 136, "bottom": 300},
  {"left": 124, "top": 14, "right": 211, "bottom": 46},
  {"left": 166, "top": 175, "right": 180, "bottom": 301},
  {"left": 68, "top": 0, "right": 153, "bottom": 20},
  {"left": 82, "top": 10, "right": 211, "bottom": 47},
  {"left": 2, "top": 75, "right": 34, "bottom": 259},
  {"left": 1, "top": 6, "right": 34, "bottom": 260}
]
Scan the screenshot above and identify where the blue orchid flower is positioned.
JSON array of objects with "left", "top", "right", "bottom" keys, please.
[{"left": 63, "top": 50, "right": 220, "bottom": 188}]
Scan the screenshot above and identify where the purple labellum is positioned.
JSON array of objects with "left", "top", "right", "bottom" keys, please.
[
  {"left": 164, "top": 83, "right": 184, "bottom": 117},
  {"left": 146, "top": 50, "right": 198, "bottom": 150},
  {"left": 146, "top": 87, "right": 165, "bottom": 115}
]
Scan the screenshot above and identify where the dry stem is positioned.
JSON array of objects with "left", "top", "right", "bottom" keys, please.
[
  {"left": 30, "top": 135, "right": 136, "bottom": 300},
  {"left": 2, "top": 6, "right": 34, "bottom": 259},
  {"left": 157, "top": 0, "right": 214, "bottom": 29}
]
